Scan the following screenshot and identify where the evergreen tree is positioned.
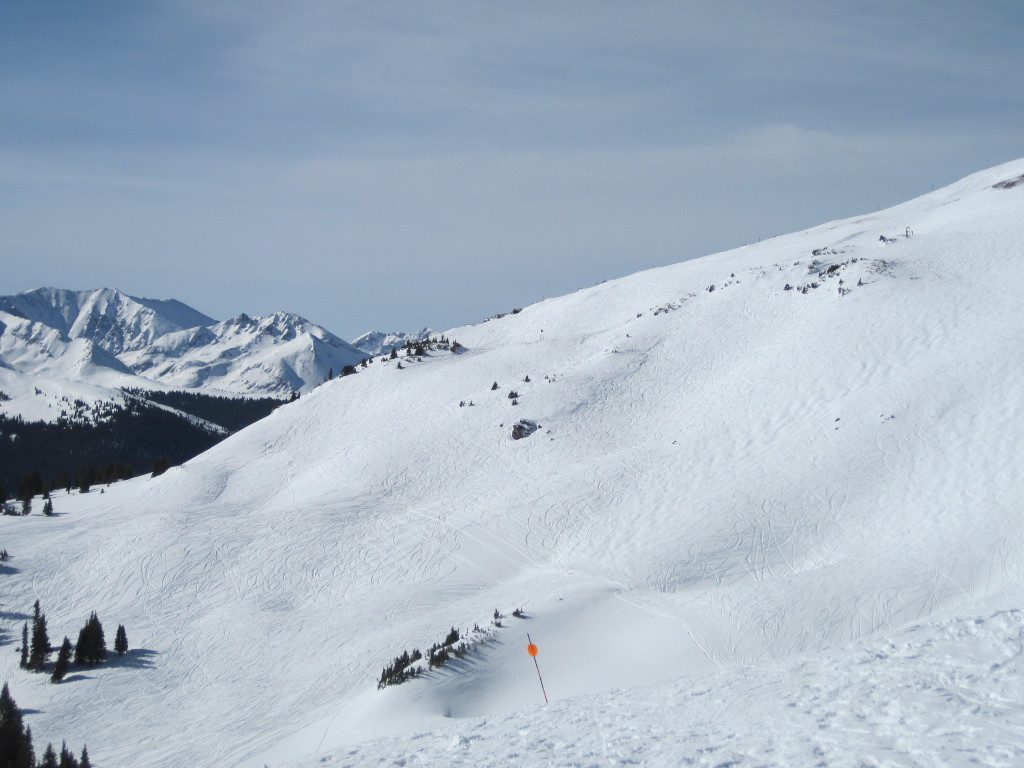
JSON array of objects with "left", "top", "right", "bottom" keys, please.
[
  {"left": 29, "top": 613, "right": 50, "bottom": 671},
  {"left": 0, "top": 683, "right": 34, "bottom": 768},
  {"left": 15, "top": 470, "right": 43, "bottom": 503},
  {"left": 78, "top": 746, "right": 89, "bottom": 768},
  {"left": 58, "top": 741, "right": 78, "bottom": 768},
  {"left": 73, "top": 626, "right": 88, "bottom": 667},
  {"left": 18, "top": 725, "right": 34, "bottom": 768},
  {"left": 89, "top": 613, "right": 106, "bottom": 663},
  {"left": 74, "top": 613, "right": 105, "bottom": 666},
  {"left": 0, "top": 683, "right": 25, "bottom": 766},
  {"left": 114, "top": 625, "right": 128, "bottom": 656},
  {"left": 77, "top": 469, "right": 92, "bottom": 494},
  {"left": 42, "top": 498, "right": 53, "bottom": 517},
  {"left": 51, "top": 638, "right": 72, "bottom": 684},
  {"left": 389, "top": 347, "right": 397, "bottom": 360},
  {"left": 39, "top": 743, "right": 57, "bottom": 768},
  {"left": 19, "top": 624, "right": 28, "bottom": 669}
]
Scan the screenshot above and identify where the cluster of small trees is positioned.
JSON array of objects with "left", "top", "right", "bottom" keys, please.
[
  {"left": 21, "top": 601, "right": 51, "bottom": 673},
  {"left": 0, "top": 476, "right": 57, "bottom": 518},
  {"left": 377, "top": 626, "right": 470, "bottom": 690},
  {"left": 3, "top": 451, "right": 134, "bottom": 499},
  {"left": 383, "top": 336, "right": 462, "bottom": 364},
  {"left": 73, "top": 613, "right": 109, "bottom": 668},
  {"left": 0, "top": 683, "right": 91, "bottom": 768},
  {"left": 423, "top": 627, "right": 469, "bottom": 671},
  {"left": 482, "top": 308, "right": 522, "bottom": 322},
  {"left": 19, "top": 602, "right": 128, "bottom": 684},
  {"left": 377, "top": 648, "right": 423, "bottom": 688}
]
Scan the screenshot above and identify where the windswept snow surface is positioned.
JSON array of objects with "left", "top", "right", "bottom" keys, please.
[{"left": 2, "top": 161, "right": 1024, "bottom": 767}]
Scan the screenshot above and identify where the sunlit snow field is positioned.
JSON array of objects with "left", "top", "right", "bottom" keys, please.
[{"left": 2, "top": 161, "right": 1023, "bottom": 767}]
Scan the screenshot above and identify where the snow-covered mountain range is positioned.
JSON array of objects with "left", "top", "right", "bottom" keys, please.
[
  {"left": 0, "top": 288, "right": 367, "bottom": 401},
  {"left": 1, "top": 160, "right": 1023, "bottom": 767},
  {"left": 351, "top": 328, "right": 434, "bottom": 357}
]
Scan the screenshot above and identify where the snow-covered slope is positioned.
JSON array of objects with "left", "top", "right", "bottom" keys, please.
[
  {"left": 0, "top": 288, "right": 367, "bottom": 398},
  {"left": 2, "top": 161, "right": 1023, "bottom": 768}
]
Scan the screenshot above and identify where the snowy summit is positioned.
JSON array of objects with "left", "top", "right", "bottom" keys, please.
[{"left": 0, "top": 288, "right": 366, "bottom": 397}]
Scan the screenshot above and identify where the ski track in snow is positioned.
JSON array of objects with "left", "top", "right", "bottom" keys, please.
[{"left": 0, "top": 160, "right": 1023, "bottom": 767}]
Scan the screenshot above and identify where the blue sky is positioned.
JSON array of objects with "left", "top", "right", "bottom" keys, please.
[{"left": 2, "top": 1, "right": 1022, "bottom": 340}]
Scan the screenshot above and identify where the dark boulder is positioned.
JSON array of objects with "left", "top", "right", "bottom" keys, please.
[{"left": 511, "top": 419, "right": 539, "bottom": 440}]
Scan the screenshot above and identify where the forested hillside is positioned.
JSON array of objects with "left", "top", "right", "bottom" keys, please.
[{"left": 0, "top": 390, "right": 285, "bottom": 500}]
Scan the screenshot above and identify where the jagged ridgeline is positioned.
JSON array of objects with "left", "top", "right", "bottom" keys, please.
[{"left": 0, "top": 389, "right": 286, "bottom": 496}]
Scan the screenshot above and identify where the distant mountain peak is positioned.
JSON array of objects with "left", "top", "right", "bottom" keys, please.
[
  {"left": 351, "top": 328, "right": 434, "bottom": 357},
  {"left": 0, "top": 288, "right": 366, "bottom": 396}
]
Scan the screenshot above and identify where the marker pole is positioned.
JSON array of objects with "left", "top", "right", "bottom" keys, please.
[{"left": 526, "top": 633, "right": 548, "bottom": 704}]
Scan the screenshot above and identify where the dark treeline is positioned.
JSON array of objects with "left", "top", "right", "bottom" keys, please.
[
  {"left": 0, "top": 682, "right": 92, "bottom": 768},
  {"left": 122, "top": 389, "right": 285, "bottom": 432},
  {"left": 0, "top": 390, "right": 285, "bottom": 496}
]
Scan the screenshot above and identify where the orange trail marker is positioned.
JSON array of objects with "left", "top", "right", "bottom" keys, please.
[{"left": 526, "top": 633, "right": 548, "bottom": 703}]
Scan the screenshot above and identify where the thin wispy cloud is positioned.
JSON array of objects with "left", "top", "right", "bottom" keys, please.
[{"left": 1, "top": 1, "right": 1021, "bottom": 337}]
